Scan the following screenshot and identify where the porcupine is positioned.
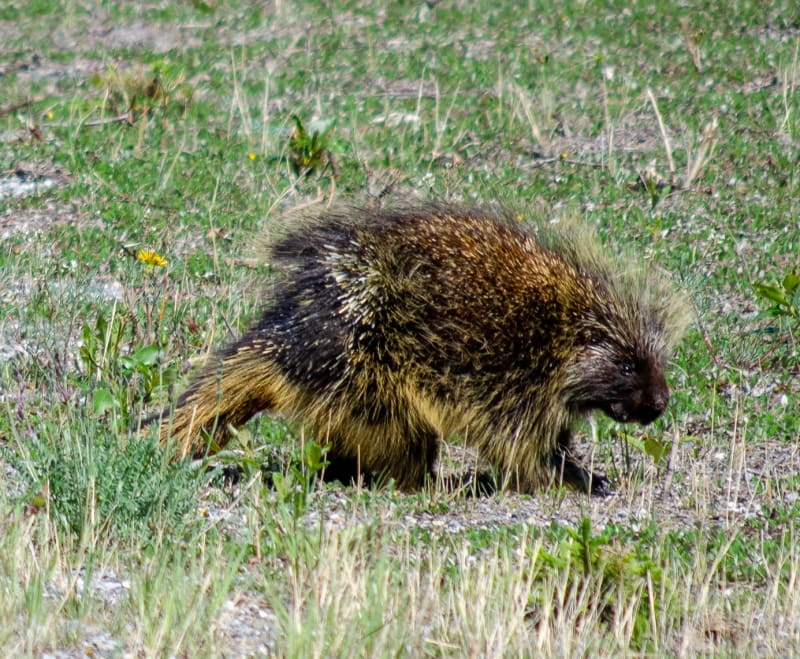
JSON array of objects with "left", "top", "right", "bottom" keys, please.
[{"left": 153, "top": 202, "right": 689, "bottom": 494}]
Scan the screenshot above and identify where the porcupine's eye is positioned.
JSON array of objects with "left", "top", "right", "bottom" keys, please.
[{"left": 619, "top": 362, "right": 635, "bottom": 378}]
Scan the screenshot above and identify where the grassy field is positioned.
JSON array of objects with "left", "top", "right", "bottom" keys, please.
[{"left": 2, "top": 0, "right": 800, "bottom": 655}]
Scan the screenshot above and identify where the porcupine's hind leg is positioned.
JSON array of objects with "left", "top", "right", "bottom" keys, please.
[{"left": 157, "top": 331, "right": 296, "bottom": 459}]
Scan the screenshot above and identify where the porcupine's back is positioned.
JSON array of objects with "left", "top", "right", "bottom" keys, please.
[{"left": 266, "top": 204, "right": 593, "bottom": 390}]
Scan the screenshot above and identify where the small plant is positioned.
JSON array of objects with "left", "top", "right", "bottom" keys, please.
[
  {"left": 618, "top": 428, "right": 673, "bottom": 466},
  {"left": 754, "top": 270, "right": 800, "bottom": 319},
  {"left": 635, "top": 166, "right": 672, "bottom": 209},
  {"left": 4, "top": 422, "right": 202, "bottom": 542},
  {"left": 680, "top": 17, "right": 705, "bottom": 73},
  {"left": 538, "top": 519, "right": 665, "bottom": 651},
  {"left": 90, "top": 61, "right": 192, "bottom": 121},
  {"left": 78, "top": 308, "right": 176, "bottom": 431},
  {"left": 271, "top": 440, "right": 329, "bottom": 517},
  {"left": 287, "top": 115, "right": 335, "bottom": 176}
]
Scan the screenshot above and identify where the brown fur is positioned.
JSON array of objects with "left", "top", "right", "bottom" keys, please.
[{"left": 153, "top": 202, "right": 689, "bottom": 494}]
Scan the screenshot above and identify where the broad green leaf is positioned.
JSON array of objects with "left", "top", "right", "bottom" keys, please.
[
  {"left": 643, "top": 437, "right": 672, "bottom": 464},
  {"left": 754, "top": 283, "right": 789, "bottom": 306},
  {"left": 92, "top": 388, "right": 117, "bottom": 415},
  {"left": 783, "top": 272, "right": 800, "bottom": 294}
]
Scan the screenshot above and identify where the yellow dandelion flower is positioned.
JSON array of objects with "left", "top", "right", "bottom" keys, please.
[
  {"left": 248, "top": 152, "right": 256, "bottom": 161},
  {"left": 46, "top": 111, "right": 54, "bottom": 120},
  {"left": 137, "top": 249, "right": 168, "bottom": 268}
]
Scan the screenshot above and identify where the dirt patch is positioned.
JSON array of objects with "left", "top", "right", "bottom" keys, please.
[
  {"left": 0, "top": 198, "right": 92, "bottom": 240},
  {"left": 98, "top": 23, "right": 201, "bottom": 54},
  {"left": 0, "top": 163, "right": 69, "bottom": 204}
]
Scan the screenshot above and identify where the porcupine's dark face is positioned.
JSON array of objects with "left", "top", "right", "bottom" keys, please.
[
  {"left": 597, "top": 355, "right": 670, "bottom": 426},
  {"left": 572, "top": 339, "right": 671, "bottom": 426}
]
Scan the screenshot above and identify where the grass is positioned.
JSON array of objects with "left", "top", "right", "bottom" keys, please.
[{"left": 2, "top": 0, "right": 800, "bottom": 655}]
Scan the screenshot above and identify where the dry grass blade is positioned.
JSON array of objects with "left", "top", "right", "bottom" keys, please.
[
  {"left": 684, "top": 117, "right": 717, "bottom": 188},
  {"left": 646, "top": 87, "right": 676, "bottom": 182}
]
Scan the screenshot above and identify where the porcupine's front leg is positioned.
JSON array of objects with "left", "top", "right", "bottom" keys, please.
[{"left": 554, "top": 428, "right": 611, "bottom": 496}]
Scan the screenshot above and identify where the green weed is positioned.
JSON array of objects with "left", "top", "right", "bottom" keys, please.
[
  {"left": 287, "top": 114, "right": 335, "bottom": 177},
  {"left": 755, "top": 270, "right": 800, "bottom": 320},
  {"left": 4, "top": 423, "right": 201, "bottom": 542}
]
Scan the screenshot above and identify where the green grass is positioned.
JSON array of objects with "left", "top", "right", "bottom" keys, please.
[{"left": 2, "top": 0, "right": 800, "bottom": 655}]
